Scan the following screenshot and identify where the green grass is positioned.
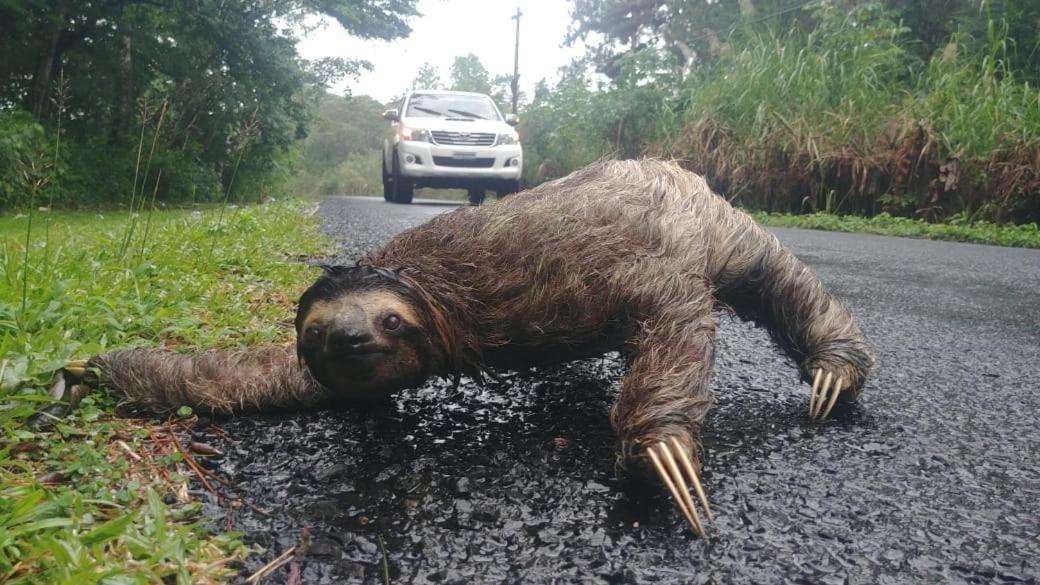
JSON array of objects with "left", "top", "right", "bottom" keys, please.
[
  {"left": 673, "top": 7, "right": 1040, "bottom": 221},
  {"left": 0, "top": 201, "right": 334, "bottom": 583},
  {"left": 753, "top": 210, "right": 1040, "bottom": 248}
]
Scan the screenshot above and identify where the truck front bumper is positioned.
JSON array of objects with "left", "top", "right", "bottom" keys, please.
[{"left": 397, "top": 140, "right": 522, "bottom": 187}]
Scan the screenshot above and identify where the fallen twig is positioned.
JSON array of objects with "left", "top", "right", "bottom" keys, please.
[
  {"left": 167, "top": 423, "right": 218, "bottom": 497},
  {"left": 245, "top": 546, "right": 296, "bottom": 584},
  {"left": 116, "top": 439, "right": 142, "bottom": 461},
  {"left": 166, "top": 428, "right": 275, "bottom": 518},
  {"left": 379, "top": 535, "right": 391, "bottom": 585},
  {"left": 286, "top": 527, "right": 311, "bottom": 585},
  {"left": 245, "top": 528, "right": 310, "bottom": 584}
]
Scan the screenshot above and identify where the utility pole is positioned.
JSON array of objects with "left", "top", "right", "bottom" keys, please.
[{"left": 511, "top": 5, "right": 522, "bottom": 114}]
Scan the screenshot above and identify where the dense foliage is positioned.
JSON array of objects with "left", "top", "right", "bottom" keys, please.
[
  {"left": 288, "top": 92, "right": 386, "bottom": 196},
  {"left": 0, "top": 0, "right": 417, "bottom": 210},
  {"left": 0, "top": 202, "right": 333, "bottom": 582},
  {"left": 522, "top": 0, "right": 1040, "bottom": 223}
]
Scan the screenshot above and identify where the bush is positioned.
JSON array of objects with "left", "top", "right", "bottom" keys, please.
[{"left": 0, "top": 109, "right": 53, "bottom": 210}]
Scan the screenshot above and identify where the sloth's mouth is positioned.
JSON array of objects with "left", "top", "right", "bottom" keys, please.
[{"left": 330, "top": 345, "right": 388, "bottom": 359}]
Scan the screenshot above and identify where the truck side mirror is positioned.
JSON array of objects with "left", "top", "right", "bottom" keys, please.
[
  {"left": 382, "top": 108, "right": 400, "bottom": 122},
  {"left": 504, "top": 113, "right": 519, "bottom": 126}
]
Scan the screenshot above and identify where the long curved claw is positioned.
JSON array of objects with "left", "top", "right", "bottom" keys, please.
[
  {"left": 808, "top": 369, "right": 823, "bottom": 418},
  {"left": 670, "top": 436, "right": 713, "bottom": 523},
  {"left": 64, "top": 359, "right": 88, "bottom": 378},
  {"left": 820, "top": 376, "right": 844, "bottom": 420},
  {"left": 646, "top": 440, "right": 710, "bottom": 537},
  {"left": 27, "top": 361, "right": 92, "bottom": 430},
  {"left": 808, "top": 369, "right": 845, "bottom": 421}
]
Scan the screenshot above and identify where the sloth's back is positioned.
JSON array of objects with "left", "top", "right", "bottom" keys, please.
[
  {"left": 367, "top": 160, "right": 739, "bottom": 361},
  {"left": 375, "top": 159, "right": 731, "bottom": 277}
]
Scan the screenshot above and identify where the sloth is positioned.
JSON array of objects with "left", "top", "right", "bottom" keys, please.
[{"left": 46, "top": 159, "right": 874, "bottom": 536}]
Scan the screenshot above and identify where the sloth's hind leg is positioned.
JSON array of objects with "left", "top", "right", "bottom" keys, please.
[{"left": 610, "top": 309, "right": 716, "bottom": 537}]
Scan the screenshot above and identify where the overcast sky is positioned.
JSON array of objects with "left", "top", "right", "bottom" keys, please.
[{"left": 296, "top": 0, "right": 587, "bottom": 102}]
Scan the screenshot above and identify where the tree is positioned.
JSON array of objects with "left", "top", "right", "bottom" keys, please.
[
  {"left": 566, "top": 0, "right": 802, "bottom": 76},
  {"left": 300, "top": 93, "right": 386, "bottom": 171},
  {"left": 566, "top": 0, "right": 1040, "bottom": 81},
  {"left": 0, "top": 0, "right": 420, "bottom": 207},
  {"left": 412, "top": 62, "right": 442, "bottom": 90},
  {"left": 449, "top": 54, "right": 494, "bottom": 94}
]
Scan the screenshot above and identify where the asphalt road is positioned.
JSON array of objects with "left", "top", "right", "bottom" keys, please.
[{"left": 200, "top": 196, "right": 1040, "bottom": 584}]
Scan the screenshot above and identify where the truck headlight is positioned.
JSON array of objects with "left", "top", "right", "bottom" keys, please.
[
  {"left": 497, "top": 131, "right": 520, "bottom": 145},
  {"left": 399, "top": 126, "right": 431, "bottom": 142}
]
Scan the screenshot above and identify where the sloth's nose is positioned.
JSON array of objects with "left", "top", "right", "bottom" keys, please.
[{"left": 326, "top": 323, "right": 374, "bottom": 354}]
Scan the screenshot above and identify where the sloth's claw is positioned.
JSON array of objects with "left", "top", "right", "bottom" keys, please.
[
  {"left": 646, "top": 439, "right": 711, "bottom": 538},
  {"left": 808, "top": 368, "right": 844, "bottom": 421},
  {"left": 64, "top": 359, "right": 88, "bottom": 378},
  {"left": 27, "top": 360, "right": 91, "bottom": 430},
  {"left": 808, "top": 369, "right": 823, "bottom": 417}
]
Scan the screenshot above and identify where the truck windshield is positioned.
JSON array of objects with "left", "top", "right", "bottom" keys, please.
[{"left": 406, "top": 94, "right": 501, "bottom": 121}]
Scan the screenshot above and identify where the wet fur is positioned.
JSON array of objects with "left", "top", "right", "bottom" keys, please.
[{"left": 85, "top": 159, "right": 874, "bottom": 468}]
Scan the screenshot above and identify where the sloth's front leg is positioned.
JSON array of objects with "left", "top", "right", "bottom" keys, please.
[
  {"left": 804, "top": 347, "right": 872, "bottom": 421},
  {"left": 610, "top": 311, "right": 717, "bottom": 537},
  {"left": 32, "top": 346, "right": 330, "bottom": 427}
]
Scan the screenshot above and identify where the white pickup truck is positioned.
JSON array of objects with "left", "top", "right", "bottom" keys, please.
[{"left": 381, "top": 90, "right": 523, "bottom": 205}]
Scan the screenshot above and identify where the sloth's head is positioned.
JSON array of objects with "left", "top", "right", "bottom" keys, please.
[{"left": 295, "top": 265, "right": 435, "bottom": 400}]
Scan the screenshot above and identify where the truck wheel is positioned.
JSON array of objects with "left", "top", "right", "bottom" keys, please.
[
  {"left": 495, "top": 179, "right": 521, "bottom": 199},
  {"left": 382, "top": 163, "right": 393, "bottom": 202},
  {"left": 467, "top": 188, "right": 486, "bottom": 206},
  {"left": 391, "top": 151, "right": 413, "bottom": 204}
]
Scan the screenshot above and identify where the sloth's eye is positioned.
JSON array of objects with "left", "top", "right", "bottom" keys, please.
[
  {"left": 307, "top": 326, "right": 322, "bottom": 339},
  {"left": 383, "top": 314, "right": 401, "bottom": 331}
]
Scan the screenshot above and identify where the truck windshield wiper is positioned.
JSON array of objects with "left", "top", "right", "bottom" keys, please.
[
  {"left": 412, "top": 106, "right": 445, "bottom": 117},
  {"left": 447, "top": 109, "right": 485, "bottom": 119}
]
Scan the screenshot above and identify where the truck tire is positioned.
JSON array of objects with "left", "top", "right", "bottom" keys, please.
[
  {"left": 495, "top": 179, "right": 521, "bottom": 199},
  {"left": 382, "top": 162, "right": 393, "bottom": 202},
  {"left": 391, "top": 150, "right": 413, "bottom": 204}
]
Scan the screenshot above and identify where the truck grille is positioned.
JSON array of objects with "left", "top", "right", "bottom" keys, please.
[
  {"left": 431, "top": 131, "right": 496, "bottom": 146},
  {"left": 433, "top": 156, "right": 495, "bottom": 168}
]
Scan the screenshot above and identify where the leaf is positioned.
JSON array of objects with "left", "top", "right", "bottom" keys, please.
[
  {"left": 80, "top": 512, "right": 135, "bottom": 546},
  {"left": 5, "top": 517, "right": 74, "bottom": 538}
]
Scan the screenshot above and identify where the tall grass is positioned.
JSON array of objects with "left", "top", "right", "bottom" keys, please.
[
  {"left": 119, "top": 97, "right": 168, "bottom": 259},
  {"left": 670, "top": 4, "right": 1040, "bottom": 222},
  {"left": 522, "top": 3, "right": 1040, "bottom": 225},
  {"left": 686, "top": 2, "right": 907, "bottom": 152},
  {"left": 915, "top": 20, "right": 1040, "bottom": 159}
]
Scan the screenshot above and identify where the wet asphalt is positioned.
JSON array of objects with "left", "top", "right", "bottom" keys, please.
[{"left": 198, "top": 196, "right": 1040, "bottom": 584}]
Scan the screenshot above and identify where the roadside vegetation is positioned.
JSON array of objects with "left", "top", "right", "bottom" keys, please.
[
  {"left": 0, "top": 0, "right": 420, "bottom": 211},
  {"left": 754, "top": 211, "right": 1040, "bottom": 248},
  {"left": 2, "top": 4, "right": 406, "bottom": 579},
  {"left": 521, "top": 0, "right": 1040, "bottom": 227},
  {"left": 0, "top": 201, "right": 333, "bottom": 582}
]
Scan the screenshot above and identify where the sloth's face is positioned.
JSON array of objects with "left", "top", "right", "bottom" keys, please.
[{"left": 295, "top": 270, "right": 432, "bottom": 400}]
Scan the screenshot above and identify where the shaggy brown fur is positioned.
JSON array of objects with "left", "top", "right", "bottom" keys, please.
[{"left": 75, "top": 159, "right": 874, "bottom": 475}]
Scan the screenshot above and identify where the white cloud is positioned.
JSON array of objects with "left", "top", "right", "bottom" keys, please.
[{"left": 295, "top": 0, "right": 586, "bottom": 102}]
